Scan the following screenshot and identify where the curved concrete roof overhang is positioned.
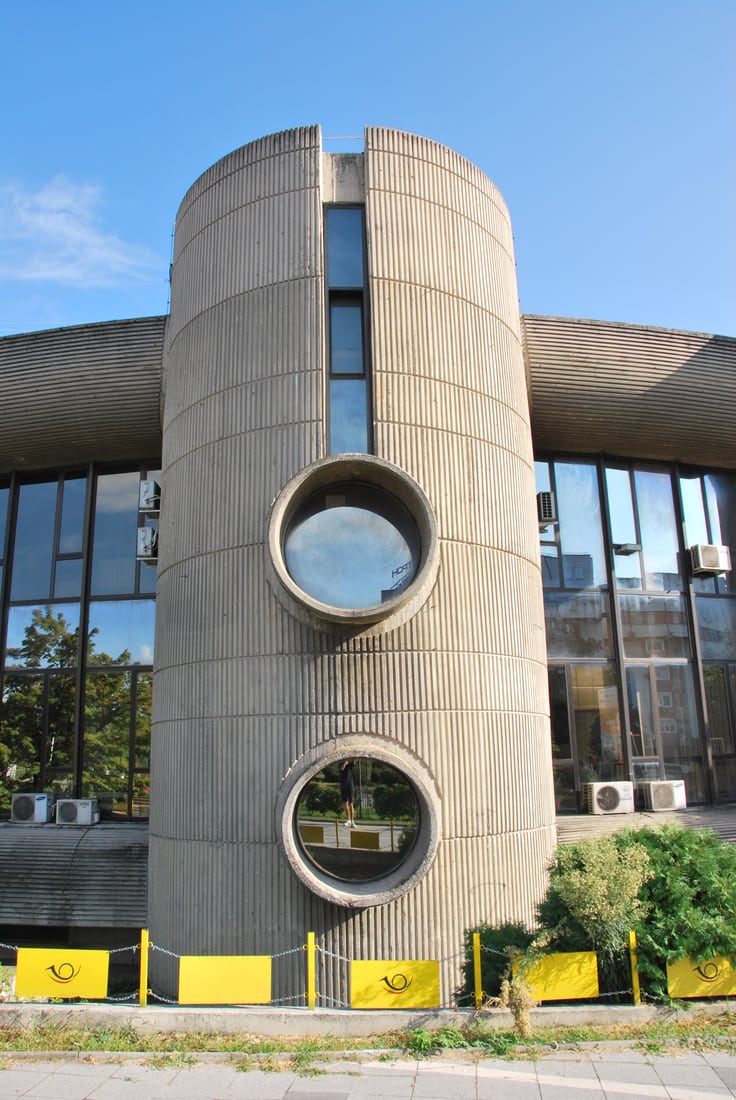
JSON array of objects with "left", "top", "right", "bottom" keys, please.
[
  {"left": 0, "top": 316, "right": 166, "bottom": 475},
  {"left": 524, "top": 315, "right": 736, "bottom": 469}
]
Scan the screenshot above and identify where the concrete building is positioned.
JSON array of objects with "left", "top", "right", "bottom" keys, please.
[{"left": 0, "top": 126, "right": 734, "bottom": 1003}]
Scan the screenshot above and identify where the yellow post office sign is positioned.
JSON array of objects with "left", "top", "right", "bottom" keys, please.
[
  {"left": 178, "top": 955, "right": 272, "bottom": 1005},
  {"left": 515, "top": 951, "right": 599, "bottom": 1002},
  {"left": 351, "top": 960, "right": 440, "bottom": 1009},
  {"left": 16, "top": 948, "right": 109, "bottom": 1000},
  {"left": 667, "top": 956, "right": 736, "bottom": 999}
]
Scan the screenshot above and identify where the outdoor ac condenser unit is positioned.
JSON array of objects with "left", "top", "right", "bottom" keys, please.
[
  {"left": 136, "top": 526, "right": 158, "bottom": 564},
  {"left": 139, "top": 479, "right": 161, "bottom": 517},
  {"left": 55, "top": 798, "right": 100, "bottom": 826},
  {"left": 10, "top": 792, "right": 55, "bottom": 823},
  {"left": 584, "top": 781, "right": 635, "bottom": 815},
  {"left": 639, "top": 780, "right": 687, "bottom": 812},
  {"left": 537, "top": 491, "right": 556, "bottom": 529},
  {"left": 689, "top": 544, "right": 731, "bottom": 575}
]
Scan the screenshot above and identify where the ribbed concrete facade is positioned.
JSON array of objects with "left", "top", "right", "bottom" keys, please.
[
  {"left": 0, "top": 316, "right": 164, "bottom": 471},
  {"left": 525, "top": 315, "right": 736, "bottom": 468},
  {"left": 148, "top": 126, "right": 556, "bottom": 1000}
]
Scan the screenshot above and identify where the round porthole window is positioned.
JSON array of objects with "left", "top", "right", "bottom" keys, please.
[
  {"left": 277, "top": 740, "right": 441, "bottom": 908},
  {"left": 268, "top": 455, "right": 438, "bottom": 627}
]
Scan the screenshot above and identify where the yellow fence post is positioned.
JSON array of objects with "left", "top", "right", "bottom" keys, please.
[
  {"left": 139, "top": 929, "right": 149, "bottom": 1007},
  {"left": 473, "top": 931, "right": 483, "bottom": 1009},
  {"left": 629, "top": 930, "right": 641, "bottom": 1006},
  {"left": 306, "top": 931, "right": 317, "bottom": 1010}
]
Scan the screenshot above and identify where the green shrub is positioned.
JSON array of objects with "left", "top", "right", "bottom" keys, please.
[
  {"left": 457, "top": 922, "right": 534, "bottom": 1003},
  {"left": 615, "top": 824, "right": 736, "bottom": 996}
]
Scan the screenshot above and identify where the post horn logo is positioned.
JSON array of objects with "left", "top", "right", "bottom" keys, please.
[
  {"left": 46, "top": 962, "right": 82, "bottom": 984},
  {"left": 380, "top": 971, "right": 413, "bottom": 995},
  {"left": 693, "top": 961, "right": 721, "bottom": 983}
]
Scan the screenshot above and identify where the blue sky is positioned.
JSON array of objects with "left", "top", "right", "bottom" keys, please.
[{"left": 0, "top": 0, "right": 733, "bottom": 338}]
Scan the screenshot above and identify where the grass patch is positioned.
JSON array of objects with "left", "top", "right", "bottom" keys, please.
[{"left": 0, "top": 1012, "right": 733, "bottom": 1061}]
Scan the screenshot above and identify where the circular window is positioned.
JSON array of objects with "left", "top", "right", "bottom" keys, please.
[
  {"left": 268, "top": 455, "right": 438, "bottom": 627},
  {"left": 277, "top": 740, "right": 440, "bottom": 908},
  {"left": 296, "top": 759, "right": 419, "bottom": 883}
]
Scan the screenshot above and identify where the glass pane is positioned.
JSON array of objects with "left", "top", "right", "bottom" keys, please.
[
  {"left": 131, "top": 772, "right": 150, "bottom": 818},
  {"left": 713, "top": 757, "right": 736, "bottom": 802},
  {"left": 695, "top": 597, "right": 736, "bottom": 660},
  {"left": 285, "top": 483, "right": 421, "bottom": 610},
  {"left": 555, "top": 461, "right": 607, "bottom": 588},
  {"left": 54, "top": 558, "right": 83, "bottom": 598},
  {"left": 548, "top": 666, "right": 571, "bottom": 759},
  {"left": 626, "top": 666, "right": 657, "bottom": 757},
  {"left": 571, "top": 665, "right": 622, "bottom": 783},
  {"left": 5, "top": 604, "right": 81, "bottom": 669},
  {"left": 59, "top": 476, "right": 87, "bottom": 554},
  {"left": 635, "top": 469, "right": 681, "bottom": 591},
  {"left": 540, "top": 546, "right": 561, "bottom": 587},
  {"left": 46, "top": 673, "right": 76, "bottom": 773},
  {"left": 619, "top": 593, "right": 690, "bottom": 659},
  {"left": 543, "top": 591, "right": 614, "bottom": 659},
  {"left": 296, "top": 758, "right": 418, "bottom": 882},
  {"left": 655, "top": 664, "right": 703, "bottom": 801},
  {"left": 329, "top": 379, "right": 369, "bottom": 454},
  {"left": 0, "top": 672, "right": 45, "bottom": 804},
  {"left": 330, "top": 301, "right": 364, "bottom": 374},
  {"left": 82, "top": 670, "right": 132, "bottom": 814},
  {"left": 88, "top": 600, "right": 155, "bottom": 665},
  {"left": 91, "top": 472, "right": 140, "bottom": 595},
  {"left": 680, "top": 474, "right": 709, "bottom": 548},
  {"left": 703, "top": 665, "right": 734, "bottom": 754},
  {"left": 705, "top": 473, "right": 736, "bottom": 595},
  {"left": 134, "top": 673, "right": 152, "bottom": 768},
  {"left": 10, "top": 481, "right": 57, "bottom": 600},
  {"left": 606, "top": 467, "right": 642, "bottom": 589},
  {"left": 325, "top": 208, "right": 364, "bottom": 287}
]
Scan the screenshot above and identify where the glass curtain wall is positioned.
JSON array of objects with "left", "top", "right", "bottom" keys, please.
[
  {"left": 0, "top": 465, "right": 158, "bottom": 819},
  {"left": 537, "top": 457, "right": 736, "bottom": 809}
]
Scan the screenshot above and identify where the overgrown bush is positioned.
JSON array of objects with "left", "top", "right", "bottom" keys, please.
[
  {"left": 616, "top": 824, "right": 736, "bottom": 996},
  {"left": 459, "top": 825, "right": 736, "bottom": 1006}
]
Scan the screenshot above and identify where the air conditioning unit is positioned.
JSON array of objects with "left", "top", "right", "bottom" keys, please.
[
  {"left": 639, "top": 780, "right": 687, "bottom": 812},
  {"left": 55, "top": 798, "right": 100, "bottom": 826},
  {"left": 537, "top": 491, "right": 556, "bottom": 530},
  {"left": 689, "top": 544, "right": 731, "bottom": 575},
  {"left": 139, "top": 479, "right": 161, "bottom": 517},
  {"left": 584, "top": 781, "right": 635, "bottom": 815},
  {"left": 10, "top": 792, "right": 55, "bottom": 823},
  {"left": 136, "top": 525, "right": 158, "bottom": 564}
]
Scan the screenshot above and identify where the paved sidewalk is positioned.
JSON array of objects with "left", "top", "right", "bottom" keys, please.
[{"left": 1, "top": 1047, "right": 736, "bottom": 1099}]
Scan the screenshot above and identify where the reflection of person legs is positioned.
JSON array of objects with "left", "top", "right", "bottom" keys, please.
[{"left": 343, "top": 798, "right": 355, "bottom": 827}]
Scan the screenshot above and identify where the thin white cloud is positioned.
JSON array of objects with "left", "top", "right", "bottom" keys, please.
[{"left": 0, "top": 176, "right": 161, "bottom": 287}]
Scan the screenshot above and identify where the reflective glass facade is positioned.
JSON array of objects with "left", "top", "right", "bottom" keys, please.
[
  {"left": 537, "top": 457, "right": 736, "bottom": 809},
  {"left": 0, "top": 465, "right": 158, "bottom": 819}
]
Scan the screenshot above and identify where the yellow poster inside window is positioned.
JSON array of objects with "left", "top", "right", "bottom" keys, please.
[
  {"left": 667, "top": 956, "right": 736, "bottom": 998},
  {"left": 178, "top": 955, "right": 272, "bottom": 1005},
  {"left": 16, "top": 948, "right": 109, "bottom": 1000},
  {"left": 514, "top": 951, "right": 599, "bottom": 1002},
  {"left": 350, "top": 960, "right": 440, "bottom": 1009}
]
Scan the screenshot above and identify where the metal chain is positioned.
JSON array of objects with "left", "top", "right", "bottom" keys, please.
[
  {"left": 108, "top": 944, "right": 140, "bottom": 955},
  {"left": 318, "top": 992, "right": 349, "bottom": 1007},
  {"left": 271, "top": 993, "right": 307, "bottom": 1004},
  {"left": 271, "top": 945, "right": 304, "bottom": 959},
  {"left": 318, "top": 946, "right": 351, "bottom": 964},
  {"left": 104, "top": 991, "right": 139, "bottom": 1002},
  {"left": 148, "top": 988, "right": 180, "bottom": 1004},
  {"left": 149, "top": 942, "right": 181, "bottom": 960}
]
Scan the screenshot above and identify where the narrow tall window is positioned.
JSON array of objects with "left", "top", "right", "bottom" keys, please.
[{"left": 325, "top": 207, "right": 371, "bottom": 454}]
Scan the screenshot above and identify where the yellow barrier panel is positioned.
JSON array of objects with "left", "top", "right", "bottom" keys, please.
[
  {"left": 629, "top": 931, "right": 641, "bottom": 1006},
  {"left": 666, "top": 956, "right": 736, "bottom": 999},
  {"left": 350, "top": 830, "right": 380, "bottom": 850},
  {"left": 351, "top": 960, "right": 440, "bottom": 1009},
  {"left": 515, "top": 952, "right": 599, "bottom": 1002},
  {"left": 178, "top": 955, "right": 272, "bottom": 1005},
  {"left": 16, "top": 948, "right": 109, "bottom": 1000},
  {"left": 299, "top": 824, "right": 324, "bottom": 844}
]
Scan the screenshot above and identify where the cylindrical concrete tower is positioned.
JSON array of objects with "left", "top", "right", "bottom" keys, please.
[{"left": 148, "top": 125, "right": 555, "bottom": 1001}]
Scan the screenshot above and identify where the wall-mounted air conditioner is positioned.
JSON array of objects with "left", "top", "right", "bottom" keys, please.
[
  {"left": 584, "top": 781, "right": 635, "bottom": 815},
  {"left": 139, "top": 479, "right": 161, "bottom": 518},
  {"left": 10, "top": 792, "right": 55, "bottom": 823},
  {"left": 136, "top": 526, "right": 158, "bottom": 564},
  {"left": 55, "top": 798, "right": 100, "bottom": 826},
  {"left": 537, "top": 491, "right": 556, "bottom": 530},
  {"left": 689, "top": 544, "right": 731, "bottom": 575},
  {"left": 639, "top": 780, "right": 687, "bottom": 812}
]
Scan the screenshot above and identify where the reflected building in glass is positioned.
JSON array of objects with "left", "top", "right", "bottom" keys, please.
[{"left": 0, "top": 127, "right": 734, "bottom": 1001}]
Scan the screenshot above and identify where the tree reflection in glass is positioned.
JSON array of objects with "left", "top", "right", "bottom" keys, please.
[{"left": 296, "top": 759, "right": 419, "bottom": 882}]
